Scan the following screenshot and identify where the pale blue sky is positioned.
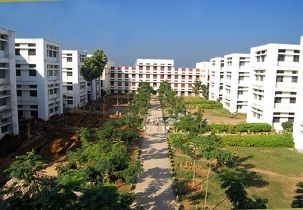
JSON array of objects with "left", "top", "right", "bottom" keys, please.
[{"left": 1, "top": 0, "right": 303, "bottom": 67}]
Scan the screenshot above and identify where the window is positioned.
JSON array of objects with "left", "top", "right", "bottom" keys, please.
[
  {"left": 17, "top": 90, "right": 22, "bottom": 96},
  {"left": 293, "top": 55, "right": 299, "bottom": 62},
  {"left": 1, "top": 125, "right": 8, "bottom": 133},
  {"left": 29, "top": 70, "right": 36, "bottom": 76},
  {"left": 15, "top": 49, "right": 20, "bottom": 55},
  {"left": 0, "top": 69, "right": 6, "bottom": 78},
  {"left": 67, "top": 100, "right": 73, "bottom": 105},
  {"left": 273, "top": 117, "right": 280, "bottom": 123},
  {"left": 290, "top": 97, "right": 296, "bottom": 103},
  {"left": 288, "top": 117, "right": 294, "bottom": 123},
  {"left": 67, "top": 57, "right": 72, "bottom": 62},
  {"left": 30, "top": 85, "right": 37, "bottom": 88},
  {"left": 0, "top": 98, "right": 6, "bottom": 106},
  {"left": 276, "top": 76, "right": 283, "bottom": 82},
  {"left": 292, "top": 76, "right": 298, "bottom": 83},
  {"left": 28, "top": 49, "right": 36, "bottom": 55},
  {"left": 30, "top": 105, "right": 38, "bottom": 108},
  {"left": 16, "top": 69, "right": 21, "bottom": 76},
  {"left": 67, "top": 86, "right": 73, "bottom": 90},
  {"left": 67, "top": 72, "right": 73, "bottom": 76},
  {"left": 274, "top": 97, "right": 282, "bottom": 103},
  {"left": 30, "top": 90, "right": 37, "bottom": 97},
  {"left": 278, "top": 54, "right": 285, "bottom": 61},
  {"left": 0, "top": 41, "right": 5, "bottom": 51},
  {"left": 31, "top": 111, "right": 38, "bottom": 117},
  {"left": 18, "top": 110, "right": 23, "bottom": 118}
]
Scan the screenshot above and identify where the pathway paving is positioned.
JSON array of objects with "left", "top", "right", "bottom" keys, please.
[{"left": 134, "top": 96, "right": 176, "bottom": 210}]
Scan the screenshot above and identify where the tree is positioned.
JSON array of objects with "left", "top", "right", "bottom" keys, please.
[
  {"left": 1, "top": 150, "right": 67, "bottom": 209},
  {"left": 201, "top": 84, "right": 209, "bottom": 99},
  {"left": 81, "top": 49, "right": 108, "bottom": 100},
  {"left": 192, "top": 80, "right": 203, "bottom": 96},
  {"left": 291, "top": 182, "right": 303, "bottom": 208},
  {"left": 174, "top": 112, "right": 208, "bottom": 135},
  {"left": 192, "top": 80, "right": 209, "bottom": 99},
  {"left": 281, "top": 121, "right": 293, "bottom": 133}
]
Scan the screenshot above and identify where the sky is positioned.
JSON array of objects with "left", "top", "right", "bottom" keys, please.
[{"left": 0, "top": 0, "right": 303, "bottom": 67}]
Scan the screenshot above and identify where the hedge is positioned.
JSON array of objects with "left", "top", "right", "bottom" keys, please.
[
  {"left": 208, "top": 123, "right": 272, "bottom": 134},
  {"left": 185, "top": 99, "right": 223, "bottom": 109},
  {"left": 221, "top": 134, "right": 294, "bottom": 148}
]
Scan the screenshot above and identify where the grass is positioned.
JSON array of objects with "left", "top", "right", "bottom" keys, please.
[{"left": 173, "top": 147, "right": 303, "bottom": 209}]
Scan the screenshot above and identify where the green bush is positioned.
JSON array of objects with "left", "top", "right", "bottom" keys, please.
[
  {"left": 184, "top": 97, "right": 223, "bottom": 109},
  {"left": 221, "top": 134, "right": 294, "bottom": 148},
  {"left": 208, "top": 123, "right": 272, "bottom": 134},
  {"left": 208, "top": 124, "right": 232, "bottom": 133},
  {"left": 235, "top": 123, "right": 272, "bottom": 133}
]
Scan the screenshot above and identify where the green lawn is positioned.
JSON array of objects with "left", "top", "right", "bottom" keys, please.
[{"left": 173, "top": 147, "right": 303, "bottom": 209}]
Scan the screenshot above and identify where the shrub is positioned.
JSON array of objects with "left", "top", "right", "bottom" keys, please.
[
  {"left": 183, "top": 97, "right": 223, "bottom": 109},
  {"left": 209, "top": 124, "right": 232, "bottom": 133},
  {"left": 208, "top": 123, "right": 272, "bottom": 134},
  {"left": 281, "top": 121, "right": 293, "bottom": 133},
  {"left": 221, "top": 134, "right": 294, "bottom": 148},
  {"left": 235, "top": 123, "right": 272, "bottom": 133}
]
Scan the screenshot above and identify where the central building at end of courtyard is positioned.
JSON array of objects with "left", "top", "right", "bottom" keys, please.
[{"left": 103, "top": 58, "right": 209, "bottom": 96}]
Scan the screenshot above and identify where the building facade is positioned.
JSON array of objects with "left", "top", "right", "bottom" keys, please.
[
  {"left": 293, "top": 36, "right": 303, "bottom": 150},
  {"left": 222, "top": 54, "right": 250, "bottom": 113},
  {"left": 62, "top": 50, "right": 87, "bottom": 109},
  {"left": 208, "top": 57, "right": 224, "bottom": 101},
  {"left": 195, "top": 61, "right": 210, "bottom": 87},
  {"left": 15, "top": 38, "right": 63, "bottom": 121},
  {"left": 246, "top": 43, "right": 301, "bottom": 131},
  {"left": 0, "top": 28, "right": 18, "bottom": 139},
  {"left": 108, "top": 59, "right": 201, "bottom": 96}
]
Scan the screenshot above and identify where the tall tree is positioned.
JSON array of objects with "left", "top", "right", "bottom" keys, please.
[
  {"left": 192, "top": 80, "right": 203, "bottom": 96},
  {"left": 201, "top": 84, "right": 209, "bottom": 99},
  {"left": 81, "top": 49, "right": 108, "bottom": 100}
]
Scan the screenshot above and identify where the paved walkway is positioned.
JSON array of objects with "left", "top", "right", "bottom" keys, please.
[{"left": 134, "top": 96, "right": 176, "bottom": 210}]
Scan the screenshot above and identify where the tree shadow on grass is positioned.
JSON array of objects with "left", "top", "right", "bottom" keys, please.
[{"left": 232, "top": 155, "right": 269, "bottom": 188}]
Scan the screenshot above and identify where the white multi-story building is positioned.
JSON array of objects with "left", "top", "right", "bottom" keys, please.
[
  {"left": 15, "top": 38, "right": 63, "bottom": 121},
  {"left": 222, "top": 54, "right": 250, "bottom": 113},
  {"left": 246, "top": 42, "right": 301, "bottom": 131},
  {"left": 0, "top": 28, "right": 18, "bottom": 139},
  {"left": 108, "top": 59, "right": 201, "bottom": 96},
  {"left": 62, "top": 50, "right": 87, "bottom": 109},
  {"left": 293, "top": 36, "right": 303, "bottom": 151},
  {"left": 195, "top": 61, "right": 210, "bottom": 87},
  {"left": 208, "top": 57, "right": 224, "bottom": 101}
]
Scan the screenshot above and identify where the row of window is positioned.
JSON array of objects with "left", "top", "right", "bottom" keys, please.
[
  {"left": 111, "top": 66, "right": 198, "bottom": 71},
  {"left": 110, "top": 81, "right": 194, "bottom": 88},
  {"left": 111, "top": 74, "right": 200, "bottom": 79},
  {"left": 17, "top": 90, "right": 37, "bottom": 97}
]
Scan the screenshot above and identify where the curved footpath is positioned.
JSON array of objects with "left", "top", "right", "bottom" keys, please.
[{"left": 133, "top": 96, "right": 176, "bottom": 210}]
